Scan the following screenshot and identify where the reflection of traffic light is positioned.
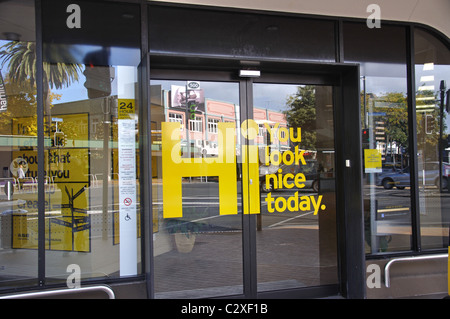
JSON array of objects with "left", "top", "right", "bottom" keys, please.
[
  {"left": 83, "top": 64, "right": 112, "bottom": 99},
  {"left": 362, "top": 128, "right": 370, "bottom": 145},
  {"left": 187, "top": 100, "right": 197, "bottom": 120},
  {"left": 83, "top": 49, "right": 113, "bottom": 99}
]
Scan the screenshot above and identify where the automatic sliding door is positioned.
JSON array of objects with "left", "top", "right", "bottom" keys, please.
[
  {"left": 253, "top": 83, "right": 339, "bottom": 292},
  {"left": 150, "top": 79, "right": 244, "bottom": 298}
]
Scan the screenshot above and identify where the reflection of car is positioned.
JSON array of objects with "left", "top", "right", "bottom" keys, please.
[
  {"left": 375, "top": 162, "right": 449, "bottom": 189},
  {"left": 375, "top": 168, "right": 410, "bottom": 189},
  {"left": 259, "top": 160, "right": 319, "bottom": 192}
]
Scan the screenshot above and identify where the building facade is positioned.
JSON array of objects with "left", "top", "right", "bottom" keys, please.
[{"left": 0, "top": 0, "right": 449, "bottom": 299}]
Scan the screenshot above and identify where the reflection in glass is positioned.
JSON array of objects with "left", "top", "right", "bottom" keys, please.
[
  {"left": 254, "top": 83, "right": 338, "bottom": 290},
  {"left": 41, "top": 60, "right": 141, "bottom": 282},
  {"left": 38, "top": 0, "right": 142, "bottom": 283},
  {"left": 344, "top": 23, "right": 413, "bottom": 254},
  {"left": 151, "top": 80, "right": 243, "bottom": 298},
  {"left": 0, "top": 0, "right": 38, "bottom": 289},
  {"left": 361, "top": 76, "right": 412, "bottom": 254},
  {"left": 414, "top": 28, "right": 450, "bottom": 250}
]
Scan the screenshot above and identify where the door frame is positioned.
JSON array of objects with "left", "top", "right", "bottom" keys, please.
[{"left": 149, "top": 57, "right": 365, "bottom": 299}]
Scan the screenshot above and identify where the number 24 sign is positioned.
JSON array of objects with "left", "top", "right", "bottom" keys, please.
[{"left": 118, "top": 99, "right": 135, "bottom": 119}]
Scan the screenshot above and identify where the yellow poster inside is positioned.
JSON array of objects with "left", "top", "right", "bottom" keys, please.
[
  {"left": 11, "top": 113, "right": 91, "bottom": 252},
  {"left": 364, "top": 149, "right": 382, "bottom": 173}
]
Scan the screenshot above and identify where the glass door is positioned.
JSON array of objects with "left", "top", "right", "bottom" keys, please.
[
  {"left": 150, "top": 77, "right": 246, "bottom": 298},
  {"left": 150, "top": 70, "right": 341, "bottom": 298},
  {"left": 252, "top": 82, "right": 338, "bottom": 293}
]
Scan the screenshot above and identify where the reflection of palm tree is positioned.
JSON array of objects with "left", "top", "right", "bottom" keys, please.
[{"left": 0, "top": 41, "right": 82, "bottom": 116}]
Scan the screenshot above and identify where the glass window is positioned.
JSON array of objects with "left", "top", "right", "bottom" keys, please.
[
  {"left": 41, "top": 0, "right": 141, "bottom": 283},
  {"left": 207, "top": 118, "right": 219, "bottom": 134},
  {"left": 189, "top": 116, "right": 203, "bottom": 133},
  {"left": 344, "top": 23, "right": 412, "bottom": 254},
  {"left": 0, "top": 0, "right": 37, "bottom": 290},
  {"left": 414, "top": 28, "right": 450, "bottom": 250}
]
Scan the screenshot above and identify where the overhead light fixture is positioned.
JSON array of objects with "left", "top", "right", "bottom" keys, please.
[
  {"left": 423, "top": 63, "right": 434, "bottom": 71},
  {"left": 420, "top": 75, "right": 434, "bottom": 82},
  {"left": 418, "top": 85, "right": 435, "bottom": 91},
  {"left": 239, "top": 70, "right": 261, "bottom": 78}
]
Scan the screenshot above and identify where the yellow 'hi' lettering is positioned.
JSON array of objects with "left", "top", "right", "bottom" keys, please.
[{"left": 162, "top": 122, "right": 260, "bottom": 218}]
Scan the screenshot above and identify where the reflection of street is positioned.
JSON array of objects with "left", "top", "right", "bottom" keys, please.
[
  {"left": 153, "top": 180, "right": 334, "bottom": 297},
  {"left": 153, "top": 181, "right": 321, "bottom": 232},
  {"left": 364, "top": 184, "right": 450, "bottom": 252},
  {"left": 365, "top": 185, "right": 450, "bottom": 224}
]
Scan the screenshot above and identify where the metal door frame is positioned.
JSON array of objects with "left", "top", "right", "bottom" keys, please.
[{"left": 149, "top": 58, "right": 365, "bottom": 299}]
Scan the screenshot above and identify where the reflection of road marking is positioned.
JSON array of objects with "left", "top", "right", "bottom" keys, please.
[
  {"left": 267, "top": 211, "right": 315, "bottom": 228},
  {"left": 377, "top": 225, "right": 449, "bottom": 237},
  {"left": 377, "top": 207, "right": 409, "bottom": 213}
]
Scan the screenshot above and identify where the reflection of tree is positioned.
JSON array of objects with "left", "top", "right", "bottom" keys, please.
[
  {"left": 284, "top": 85, "right": 316, "bottom": 150},
  {"left": 381, "top": 92, "right": 409, "bottom": 153},
  {"left": 360, "top": 91, "right": 409, "bottom": 153},
  {"left": 416, "top": 90, "right": 447, "bottom": 162},
  {"left": 0, "top": 77, "right": 37, "bottom": 135},
  {"left": 360, "top": 89, "right": 448, "bottom": 164},
  {"left": 0, "top": 41, "right": 82, "bottom": 135},
  {"left": 0, "top": 42, "right": 82, "bottom": 94},
  {"left": 0, "top": 77, "right": 62, "bottom": 136}
]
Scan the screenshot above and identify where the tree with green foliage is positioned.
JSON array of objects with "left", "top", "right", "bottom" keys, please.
[{"left": 283, "top": 85, "right": 317, "bottom": 150}]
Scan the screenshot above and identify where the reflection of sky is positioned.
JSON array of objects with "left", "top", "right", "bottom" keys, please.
[
  {"left": 1, "top": 40, "right": 139, "bottom": 104},
  {"left": 253, "top": 83, "right": 298, "bottom": 112},
  {"left": 2, "top": 39, "right": 450, "bottom": 133},
  {"left": 51, "top": 44, "right": 140, "bottom": 67}
]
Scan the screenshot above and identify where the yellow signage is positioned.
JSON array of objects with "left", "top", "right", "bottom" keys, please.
[
  {"left": 161, "top": 122, "right": 260, "bottom": 218},
  {"left": 11, "top": 113, "right": 91, "bottom": 252},
  {"left": 161, "top": 119, "right": 328, "bottom": 218},
  {"left": 118, "top": 99, "right": 135, "bottom": 119},
  {"left": 364, "top": 149, "right": 382, "bottom": 173}
]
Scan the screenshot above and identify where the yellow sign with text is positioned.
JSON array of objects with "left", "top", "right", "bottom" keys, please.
[
  {"left": 161, "top": 122, "right": 260, "bottom": 218},
  {"left": 364, "top": 149, "right": 382, "bottom": 173},
  {"left": 11, "top": 113, "right": 91, "bottom": 252},
  {"left": 161, "top": 119, "right": 327, "bottom": 218},
  {"left": 118, "top": 99, "right": 135, "bottom": 119}
]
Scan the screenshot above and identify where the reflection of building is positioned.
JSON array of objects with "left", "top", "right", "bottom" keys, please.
[{"left": 151, "top": 85, "right": 288, "bottom": 157}]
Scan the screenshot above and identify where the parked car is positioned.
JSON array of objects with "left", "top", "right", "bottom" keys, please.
[{"left": 375, "top": 162, "right": 449, "bottom": 190}]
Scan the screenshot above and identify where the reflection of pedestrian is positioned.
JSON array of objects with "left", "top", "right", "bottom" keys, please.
[{"left": 17, "top": 164, "right": 25, "bottom": 189}]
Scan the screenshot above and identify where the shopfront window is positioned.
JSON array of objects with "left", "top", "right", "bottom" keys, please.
[
  {"left": 414, "top": 28, "right": 450, "bottom": 250},
  {"left": 0, "top": 0, "right": 37, "bottom": 290},
  {"left": 40, "top": 0, "right": 141, "bottom": 283},
  {"left": 344, "top": 23, "right": 412, "bottom": 254}
]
